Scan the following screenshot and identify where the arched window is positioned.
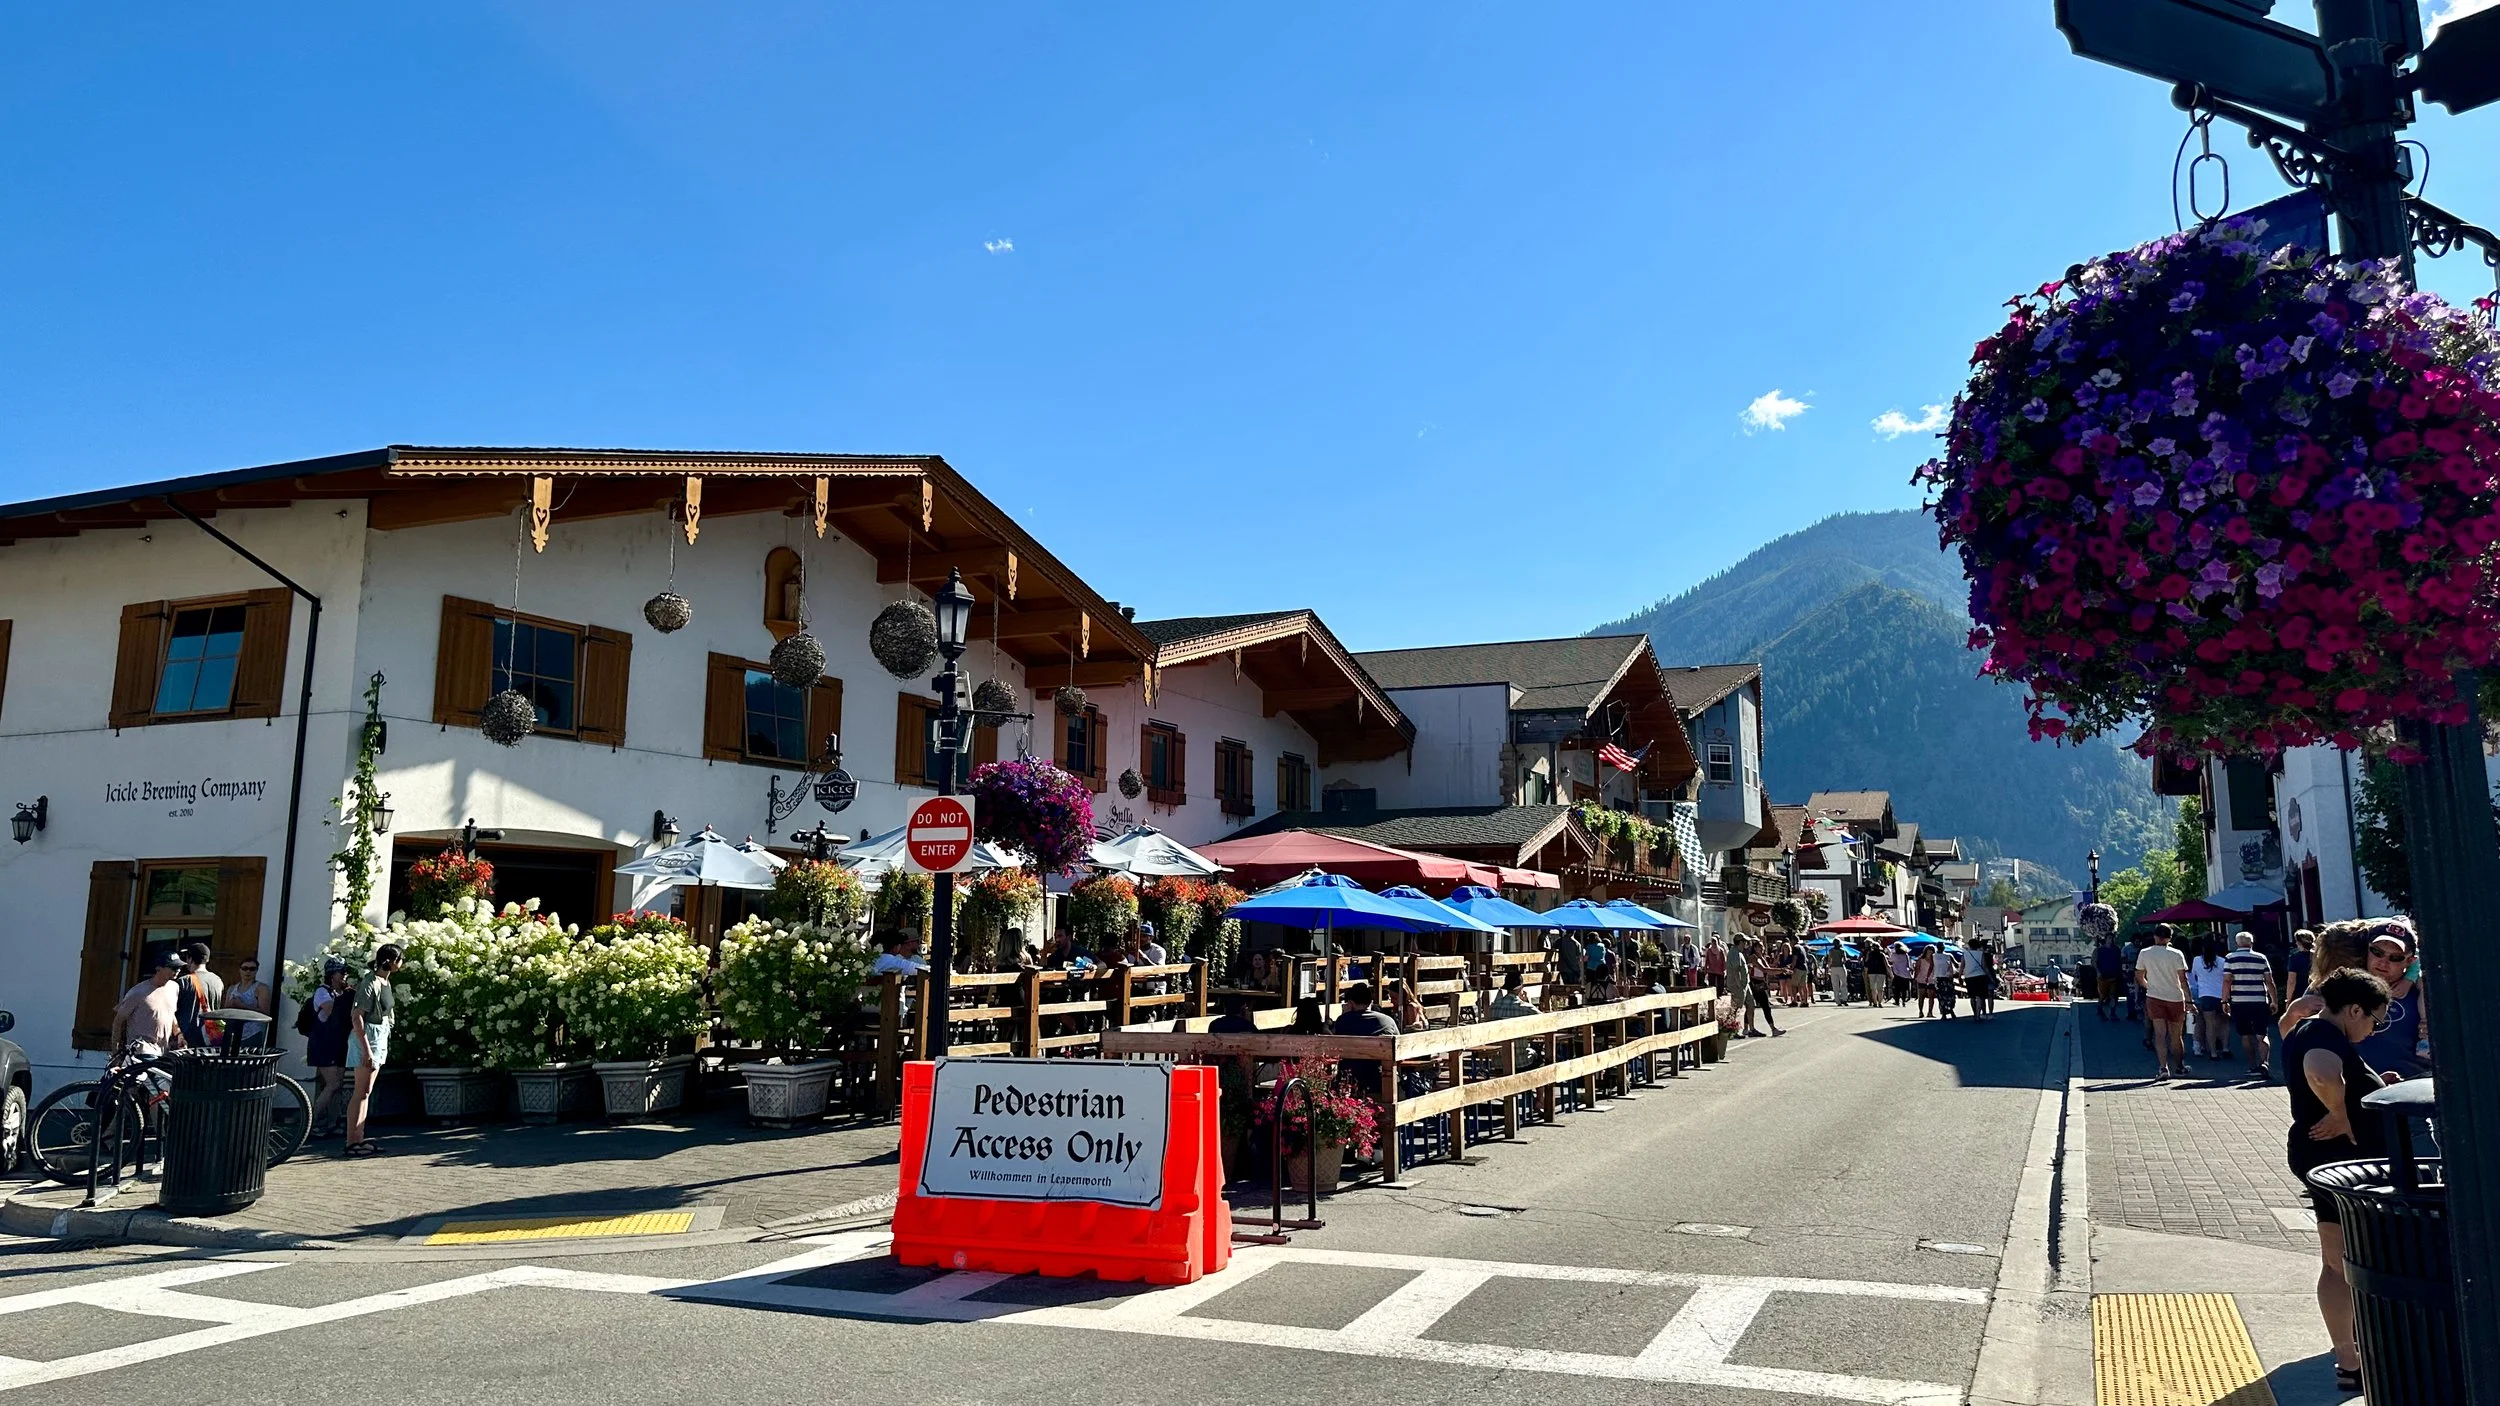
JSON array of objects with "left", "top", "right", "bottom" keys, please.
[{"left": 764, "top": 548, "right": 803, "bottom": 641}]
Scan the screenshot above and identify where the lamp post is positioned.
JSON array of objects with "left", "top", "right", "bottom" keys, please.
[
  {"left": 10, "top": 796, "right": 46, "bottom": 844},
  {"left": 459, "top": 816, "right": 504, "bottom": 861},
  {"left": 924, "top": 568, "right": 978, "bottom": 1058},
  {"left": 2087, "top": 848, "right": 2100, "bottom": 905}
]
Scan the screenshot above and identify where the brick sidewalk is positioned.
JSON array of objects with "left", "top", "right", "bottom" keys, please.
[
  {"left": 9, "top": 1095, "right": 903, "bottom": 1245},
  {"left": 2077, "top": 1007, "right": 2313, "bottom": 1252}
]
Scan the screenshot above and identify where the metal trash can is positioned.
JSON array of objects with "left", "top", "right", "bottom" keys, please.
[
  {"left": 159, "top": 1048, "right": 278, "bottom": 1217},
  {"left": 2307, "top": 1079, "right": 2463, "bottom": 1405}
]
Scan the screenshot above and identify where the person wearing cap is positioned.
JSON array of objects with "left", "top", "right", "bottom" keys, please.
[
  {"left": 305, "top": 958, "right": 355, "bottom": 1136},
  {"left": 111, "top": 949, "right": 187, "bottom": 1053},
  {"left": 173, "top": 942, "right": 226, "bottom": 1050},
  {"left": 1139, "top": 920, "right": 1166, "bottom": 967},
  {"left": 2354, "top": 927, "right": 2430, "bottom": 1079}
]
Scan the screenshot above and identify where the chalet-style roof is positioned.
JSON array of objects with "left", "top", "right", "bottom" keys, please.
[
  {"left": 1129, "top": 609, "right": 1412, "bottom": 764},
  {"left": 1923, "top": 836, "right": 1964, "bottom": 862},
  {"left": 1357, "top": 634, "right": 1646, "bottom": 711},
  {"left": 1661, "top": 663, "right": 1760, "bottom": 715},
  {"left": 1808, "top": 790, "right": 1895, "bottom": 827},
  {"left": 0, "top": 445, "right": 1155, "bottom": 678},
  {"left": 1354, "top": 633, "right": 1696, "bottom": 789},
  {"left": 1767, "top": 804, "right": 1809, "bottom": 849},
  {"left": 1226, "top": 804, "right": 1584, "bottom": 869}
]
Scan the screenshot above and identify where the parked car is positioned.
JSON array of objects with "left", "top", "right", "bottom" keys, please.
[{"left": 0, "top": 1012, "right": 26, "bottom": 1173}]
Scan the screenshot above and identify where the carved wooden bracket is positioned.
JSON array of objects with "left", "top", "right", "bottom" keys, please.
[
  {"left": 528, "top": 475, "right": 554, "bottom": 552},
  {"left": 813, "top": 476, "right": 829, "bottom": 538},
  {"left": 1005, "top": 550, "right": 1019, "bottom": 601},
  {"left": 683, "top": 475, "right": 703, "bottom": 543},
  {"left": 1079, "top": 610, "right": 1091, "bottom": 659},
  {"left": 919, "top": 477, "right": 933, "bottom": 532}
]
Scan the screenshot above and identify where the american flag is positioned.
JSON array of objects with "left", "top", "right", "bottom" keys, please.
[{"left": 1597, "top": 740, "right": 1649, "bottom": 773}]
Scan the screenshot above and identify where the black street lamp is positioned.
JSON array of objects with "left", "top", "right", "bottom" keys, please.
[
  {"left": 10, "top": 796, "right": 46, "bottom": 844},
  {"left": 2087, "top": 848, "right": 2100, "bottom": 904},
  {"left": 925, "top": 568, "right": 978, "bottom": 1058},
  {"left": 368, "top": 792, "right": 394, "bottom": 836},
  {"left": 790, "top": 823, "right": 844, "bottom": 862},
  {"left": 459, "top": 816, "right": 504, "bottom": 861},
  {"left": 652, "top": 810, "right": 681, "bottom": 846}
]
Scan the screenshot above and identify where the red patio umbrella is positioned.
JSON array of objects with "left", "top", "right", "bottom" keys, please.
[
  {"left": 2137, "top": 897, "right": 2251, "bottom": 923},
  {"left": 1192, "top": 830, "right": 1502, "bottom": 894},
  {"left": 1809, "top": 914, "right": 1912, "bottom": 936}
]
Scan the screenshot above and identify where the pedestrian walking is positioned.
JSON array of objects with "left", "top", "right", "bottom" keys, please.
[
  {"left": 2092, "top": 936, "right": 2124, "bottom": 1021},
  {"left": 1700, "top": 936, "right": 1724, "bottom": 998},
  {"left": 343, "top": 942, "right": 403, "bottom": 1159},
  {"left": 1913, "top": 946, "right": 1937, "bottom": 1018},
  {"left": 2282, "top": 969, "right": 2397, "bottom": 1396},
  {"left": 1934, "top": 947, "right": 1960, "bottom": 1020},
  {"left": 1744, "top": 940, "right": 1783, "bottom": 1038},
  {"left": 301, "top": 958, "right": 353, "bottom": 1135},
  {"left": 1887, "top": 940, "right": 1915, "bottom": 1006},
  {"left": 1960, "top": 937, "right": 1995, "bottom": 1020},
  {"left": 2120, "top": 935, "right": 2143, "bottom": 1022},
  {"left": 2285, "top": 928, "right": 2316, "bottom": 1002},
  {"left": 2221, "top": 931, "right": 2278, "bottom": 1081},
  {"left": 1826, "top": 943, "right": 1849, "bottom": 1006},
  {"left": 173, "top": 942, "right": 226, "bottom": 1049},
  {"left": 2135, "top": 925, "right": 2191, "bottom": 1080},
  {"left": 111, "top": 950, "right": 187, "bottom": 1053},
  {"left": 227, "top": 959, "right": 272, "bottom": 1047},
  {"left": 2189, "top": 936, "right": 2233, "bottom": 1061}
]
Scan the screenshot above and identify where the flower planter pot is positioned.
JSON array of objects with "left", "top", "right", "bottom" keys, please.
[
  {"left": 510, "top": 1062, "right": 598, "bottom": 1124},
  {"left": 1702, "top": 1031, "right": 1730, "bottom": 1063},
  {"left": 737, "top": 1059, "right": 837, "bottom": 1128},
  {"left": 594, "top": 1054, "right": 696, "bottom": 1121},
  {"left": 1283, "top": 1140, "right": 1347, "bottom": 1193},
  {"left": 413, "top": 1067, "right": 507, "bottom": 1125}
]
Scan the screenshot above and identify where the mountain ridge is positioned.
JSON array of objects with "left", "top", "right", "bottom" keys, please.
[{"left": 1603, "top": 508, "right": 2172, "bottom": 872}]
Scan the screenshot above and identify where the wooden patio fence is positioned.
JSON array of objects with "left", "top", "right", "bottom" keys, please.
[
  {"left": 866, "top": 960, "right": 1213, "bottom": 1113},
  {"left": 1097, "top": 986, "right": 1722, "bottom": 1179}
]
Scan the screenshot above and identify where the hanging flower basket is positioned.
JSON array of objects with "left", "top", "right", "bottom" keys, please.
[
  {"left": 1117, "top": 767, "right": 1144, "bottom": 800},
  {"left": 1919, "top": 217, "right": 2500, "bottom": 759},
  {"left": 769, "top": 631, "right": 826, "bottom": 689},
  {"left": 2079, "top": 902, "right": 2119, "bottom": 940},
  {"left": 1054, "top": 684, "right": 1088, "bottom": 716},
  {"left": 642, "top": 591, "right": 692, "bottom": 633},
  {"left": 971, "top": 678, "right": 1018, "bottom": 728},
  {"left": 481, "top": 689, "right": 537, "bottom": 747},
  {"left": 870, "top": 600, "right": 940, "bottom": 679},
  {"left": 1065, "top": 873, "right": 1137, "bottom": 956},
  {"left": 968, "top": 755, "right": 1096, "bottom": 874}
]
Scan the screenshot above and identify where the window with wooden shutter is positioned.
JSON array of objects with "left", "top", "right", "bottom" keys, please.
[
  {"left": 109, "top": 600, "right": 168, "bottom": 728},
  {"left": 434, "top": 595, "right": 497, "bottom": 727},
  {"left": 1143, "top": 722, "right": 1186, "bottom": 807},
  {"left": 107, "top": 592, "right": 291, "bottom": 728},
  {"left": 0, "top": 618, "right": 11, "bottom": 722},
  {"left": 229, "top": 588, "right": 293, "bottom": 719},
  {"left": 972, "top": 712, "right": 999, "bottom": 769},
  {"left": 807, "top": 677, "right": 844, "bottom": 767},
  {"left": 72, "top": 861, "right": 138, "bottom": 1052},
  {"left": 577, "top": 625, "right": 633, "bottom": 747},
  {"left": 895, "top": 693, "right": 930, "bottom": 787},
  {"left": 703, "top": 652, "right": 748, "bottom": 760},
  {"left": 1277, "top": 752, "right": 1312, "bottom": 811},
  {"left": 1087, "top": 709, "right": 1108, "bottom": 790},
  {"left": 1216, "top": 739, "right": 1254, "bottom": 817},
  {"left": 211, "top": 857, "right": 267, "bottom": 983}
]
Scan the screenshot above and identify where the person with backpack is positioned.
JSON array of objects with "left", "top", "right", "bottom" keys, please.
[
  {"left": 300, "top": 958, "right": 354, "bottom": 1137},
  {"left": 174, "top": 943, "right": 226, "bottom": 1049}
]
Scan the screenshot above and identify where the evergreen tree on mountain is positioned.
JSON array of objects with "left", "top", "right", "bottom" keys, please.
[{"left": 1599, "top": 508, "right": 2173, "bottom": 873}]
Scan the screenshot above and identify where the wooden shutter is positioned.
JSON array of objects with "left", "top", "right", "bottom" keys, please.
[
  {"left": 807, "top": 676, "right": 844, "bottom": 767},
  {"left": 577, "top": 624, "right": 633, "bottom": 747},
  {"left": 1088, "top": 710, "right": 1107, "bottom": 791},
  {"left": 973, "top": 712, "right": 999, "bottom": 768},
  {"left": 73, "top": 861, "right": 138, "bottom": 1051},
  {"left": 211, "top": 857, "right": 267, "bottom": 984},
  {"left": 703, "top": 653, "right": 747, "bottom": 760},
  {"left": 1174, "top": 729, "right": 1188, "bottom": 794},
  {"left": 0, "top": 618, "right": 11, "bottom": 722},
  {"left": 432, "top": 595, "right": 497, "bottom": 727},
  {"left": 109, "top": 600, "right": 169, "bottom": 728},
  {"left": 1053, "top": 705, "right": 1071, "bottom": 768},
  {"left": 229, "top": 587, "right": 294, "bottom": 720},
  {"left": 895, "top": 693, "right": 928, "bottom": 786}
]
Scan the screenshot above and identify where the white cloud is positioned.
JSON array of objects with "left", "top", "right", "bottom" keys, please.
[
  {"left": 2428, "top": 0, "right": 2497, "bottom": 35},
  {"left": 983, "top": 238, "right": 1014, "bottom": 254},
  {"left": 1872, "top": 404, "right": 1950, "bottom": 440},
  {"left": 1740, "top": 389, "right": 1810, "bottom": 435}
]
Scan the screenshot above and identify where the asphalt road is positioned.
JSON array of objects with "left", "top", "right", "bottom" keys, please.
[{"left": 2, "top": 1000, "right": 2062, "bottom": 1406}]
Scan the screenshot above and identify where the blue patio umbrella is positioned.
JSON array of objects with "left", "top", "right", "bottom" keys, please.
[
  {"left": 1603, "top": 898, "right": 1697, "bottom": 931},
  {"left": 1540, "top": 898, "right": 1655, "bottom": 932},
  {"left": 1442, "top": 885, "right": 1555, "bottom": 929},
  {"left": 1377, "top": 885, "right": 1504, "bottom": 935},
  {"left": 1224, "top": 870, "right": 1451, "bottom": 986}
]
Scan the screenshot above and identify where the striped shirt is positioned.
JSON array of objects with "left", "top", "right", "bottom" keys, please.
[{"left": 2222, "top": 948, "right": 2274, "bottom": 1004}]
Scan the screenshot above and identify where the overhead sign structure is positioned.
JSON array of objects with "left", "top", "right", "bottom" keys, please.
[
  {"left": 916, "top": 1058, "right": 1172, "bottom": 1209},
  {"left": 813, "top": 766, "right": 857, "bottom": 814},
  {"left": 904, "top": 795, "right": 979, "bottom": 874},
  {"left": 2055, "top": 0, "right": 2337, "bottom": 119}
]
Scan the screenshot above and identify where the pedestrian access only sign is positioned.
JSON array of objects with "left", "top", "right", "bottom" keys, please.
[
  {"left": 916, "top": 1058, "right": 1170, "bottom": 1209},
  {"left": 903, "top": 794, "right": 979, "bottom": 874}
]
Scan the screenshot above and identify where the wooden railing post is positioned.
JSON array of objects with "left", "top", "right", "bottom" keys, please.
[
  {"left": 1115, "top": 965, "right": 1135, "bottom": 1029},
  {"left": 875, "top": 974, "right": 903, "bottom": 1115},
  {"left": 1446, "top": 1047, "right": 1468, "bottom": 1157},
  {"left": 1020, "top": 970, "right": 1045, "bottom": 1058},
  {"left": 1191, "top": 959, "right": 1210, "bottom": 1018}
]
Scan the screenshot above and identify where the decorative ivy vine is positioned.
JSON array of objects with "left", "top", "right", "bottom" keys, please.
[{"left": 330, "top": 672, "right": 386, "bottom": 929}]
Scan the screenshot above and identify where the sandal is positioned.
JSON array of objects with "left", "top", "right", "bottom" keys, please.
[
  {"left": 345, "top": 1140, "right": 382, "bottom": 1158},
  {"left": 2335, "top": 1365, "right": 2362, "bottom": 1393}
]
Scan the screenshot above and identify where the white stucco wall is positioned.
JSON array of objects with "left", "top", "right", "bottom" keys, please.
[
  {"left": 1327, "top": 683, "right": 1509, "bottom": 809},
  {"left": 0, "top": 504, "right": 371, "bottom": 1096},
  {"left": 1081, "top": 657, "right": 1328, "bottom": 849}
]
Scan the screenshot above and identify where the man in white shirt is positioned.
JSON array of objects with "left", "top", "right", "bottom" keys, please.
[
  {"left": 870, "top": 933, "right": 930, "bottom": 977},
  {"left": 2134, "top": 925, "right": 2193, "bottom": 1080},
  {"left": 1960, "top": 939, "right": 1995, "bottom": 1021}
]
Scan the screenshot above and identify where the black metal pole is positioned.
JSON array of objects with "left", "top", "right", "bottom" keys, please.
[
  {"left": 926, "top": 662, "right": 961, "bottom": 1058},
  {"left": 2313, "top": 1, "right": 2500, "bottom": 1389}
]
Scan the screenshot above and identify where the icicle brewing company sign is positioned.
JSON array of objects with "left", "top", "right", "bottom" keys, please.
[{"left": 917, "top": 1058, "right": 1170, "bottom": 1209}]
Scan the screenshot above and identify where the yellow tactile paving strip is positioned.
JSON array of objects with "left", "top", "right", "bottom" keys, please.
[
  {"left": 424, "top": 1210, "right": 697, "bottom": 1245},
  {"left": 2094, "top": 1294, "right": 2277, "bottom": 1406}
]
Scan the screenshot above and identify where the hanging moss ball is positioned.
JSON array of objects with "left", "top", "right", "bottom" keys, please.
[
  {"left": 642, "top": 591, "right": 692, "bottom": 633},
  {"left": 1053, "top": 684, "right": 1088, "bottom": 716},
  {"left": 870, "top": 599, "right": 941, "bottom": 679},
  {"left": 481, "top": 689, "right": 537, "bottom": 747},
  {"left": 971, "top": 677, "right": 1017, "bottom": 728},
  {"left": 770, "top": 631, "right": 827, "bottom": 689},
  {"left": 1118, "top": 767, "right": 1143, "bottom": 799}
]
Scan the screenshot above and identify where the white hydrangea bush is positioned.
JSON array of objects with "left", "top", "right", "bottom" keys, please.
[{"left": 714, "top": 917, "right": 874, "bottom": 1056}]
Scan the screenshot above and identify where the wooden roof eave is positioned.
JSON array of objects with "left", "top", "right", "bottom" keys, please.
[{"left": 1153, "top": 611, "right": 1414, "bottom": 754}]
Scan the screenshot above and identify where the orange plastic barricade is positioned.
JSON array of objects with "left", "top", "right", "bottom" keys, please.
[{"left": 892, "top": 1058, "right": 1233, "bottom": 1285}]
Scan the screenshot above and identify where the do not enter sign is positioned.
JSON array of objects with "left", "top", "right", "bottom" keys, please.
[{"left": 906, "top": 795, "right": 979, "bottom": 874}]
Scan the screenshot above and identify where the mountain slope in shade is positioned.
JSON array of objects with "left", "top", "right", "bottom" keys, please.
[
  {"left": 1602, "top": 508, "right": 2173, "bottom": 872},
  {"left": 1594, "top": 509, "right": 1969, "bottom": 664}
]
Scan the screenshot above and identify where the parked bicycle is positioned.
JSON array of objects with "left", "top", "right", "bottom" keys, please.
[{"left": 28, "top": 1040, "right": 310, "bottom": 1188}]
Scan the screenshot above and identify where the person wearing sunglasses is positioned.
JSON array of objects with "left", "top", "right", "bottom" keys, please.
[{"left": 2352, "top": 930, "right": 2429, "bottom": 1080}]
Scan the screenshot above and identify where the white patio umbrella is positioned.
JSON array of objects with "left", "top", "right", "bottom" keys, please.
[
  {"left": 2205, "top": 880, "right": 2287, "bottom": 915},
  {"left": 736, "top": 838, "right": 789, "bottom": 870},
  {"left": 1087, "top": 824, "right": 1225, "bottom": 878},
  {"left": 615, "top": 827, "right": 779, "bottom": 890},
  {"left": 837, "top": 823, "right": 1024, "bottom": 884}
]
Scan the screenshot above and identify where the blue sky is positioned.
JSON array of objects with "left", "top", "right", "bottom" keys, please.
[{"left": 5, "top": 3, "right": 2495, "bottom": 650}]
